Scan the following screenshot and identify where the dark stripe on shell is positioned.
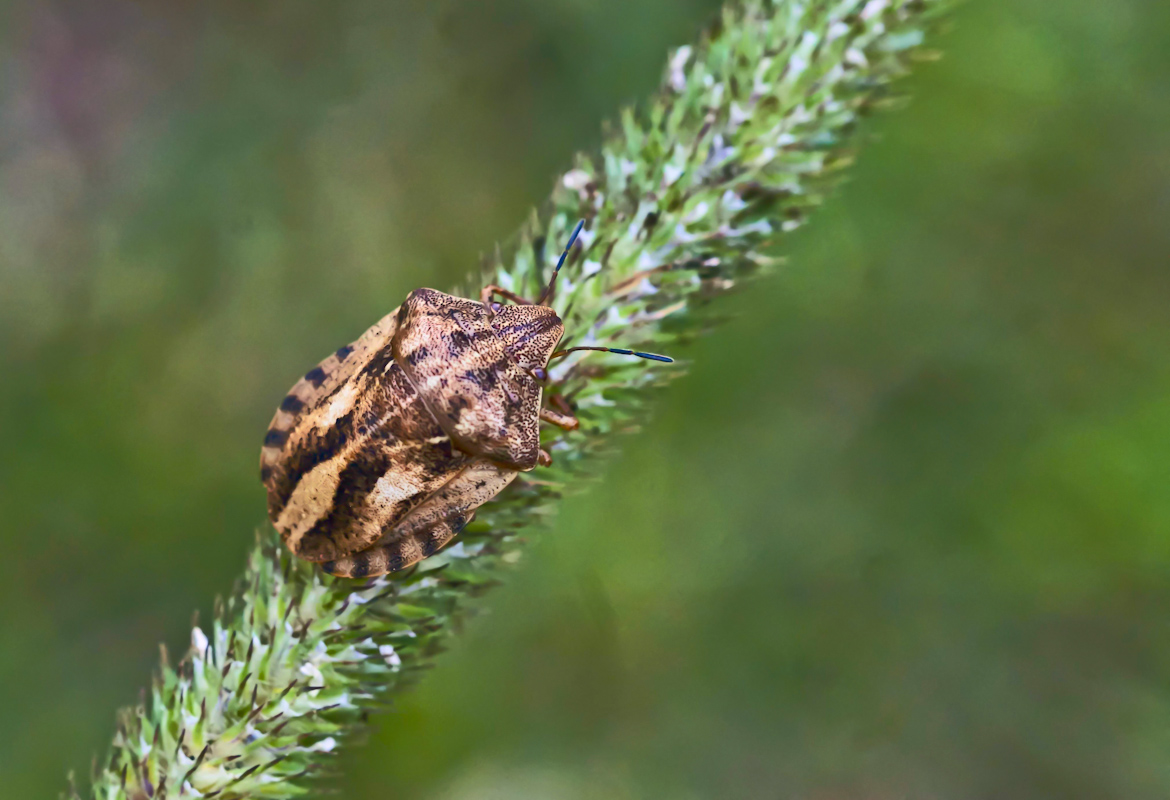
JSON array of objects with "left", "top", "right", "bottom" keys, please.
[
  {"left": 267, "top": 411, "right": 357, "bottom": 514},
  {"left": 360, "top": 346, "right": 396, "bottom": 378},
  {"left": 294, "top": 448, "right": 397, "bottom": 559},
  {"left": 405, "top": 345, "right": 430, "bottom": 366},
  {"left": 462, "top": 367, "right": 499, "bottom": 391}
]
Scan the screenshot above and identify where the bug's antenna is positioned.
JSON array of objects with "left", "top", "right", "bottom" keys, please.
[
  {"left": 537, "top": 219, "right": 586, "bottom": 306},
  {"left": 550, "top": 346, "right": 673, "bottom": 363}
]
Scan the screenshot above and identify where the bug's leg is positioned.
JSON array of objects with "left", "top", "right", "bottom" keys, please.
[
  {"left": 551, "top": 394, "right": 576, "bottom": 418},
  {"left": 480, "top": 285, "right": 532, "bottom": 308},
  {"left": 538, "top": 449, "right": 553, "bottom": 467},
  {"left": 321, "top": 513, "right": 475, "bottom": 579},
  {"left": 539, "top": 406, "right": 579, "bottom": 431}
]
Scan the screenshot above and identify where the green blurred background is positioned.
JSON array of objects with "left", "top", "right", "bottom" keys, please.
[{"left": 2, "top": 0, "right": 1169, "bottom": 796}]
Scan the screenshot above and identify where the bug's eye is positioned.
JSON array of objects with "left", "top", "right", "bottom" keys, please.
[
  {"left": 490, "top": 302, "right": 503, "bottom": 313},
  {"left": 531, "top": 367, "right": 548, "bottom": 382}
]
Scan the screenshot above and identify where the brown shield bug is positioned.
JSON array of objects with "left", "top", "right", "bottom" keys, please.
[{"left": 260, "top": 221, "right": 671, "bottom": 578}]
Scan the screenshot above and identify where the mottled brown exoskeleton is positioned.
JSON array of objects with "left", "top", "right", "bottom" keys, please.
[{"left": 260, "top": 221, "right": 670, "bottom": 578}]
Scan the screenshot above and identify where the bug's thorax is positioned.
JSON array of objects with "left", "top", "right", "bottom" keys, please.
[{"left": 387, "top": 289, "right": 559, "bottom": 473}]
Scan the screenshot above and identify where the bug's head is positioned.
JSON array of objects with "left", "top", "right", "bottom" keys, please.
[{"left": 489, "top": 303, "right": 564, "bottom": 372}]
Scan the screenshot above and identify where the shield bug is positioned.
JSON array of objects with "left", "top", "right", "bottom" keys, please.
[{"left": 260, "top": 221, "right": 671, "bottom": 578}]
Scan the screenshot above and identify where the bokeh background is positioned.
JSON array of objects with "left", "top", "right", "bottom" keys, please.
[{"left": 2, "top": 0, "right": 1169, "bottom": 797}]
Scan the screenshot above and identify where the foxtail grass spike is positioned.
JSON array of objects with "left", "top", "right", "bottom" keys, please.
[{"left": 82, "top": 1, "right": 955, "bottom": 797}]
